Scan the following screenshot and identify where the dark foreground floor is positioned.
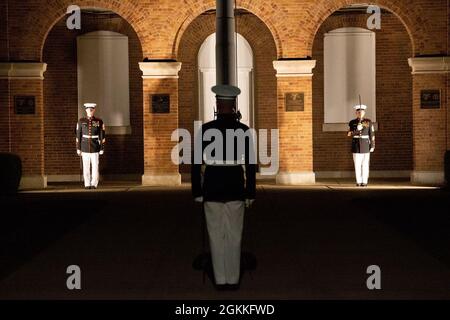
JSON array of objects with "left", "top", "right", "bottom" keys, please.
[{"left": 0, "top": 181, "right": 450, "bottom": 299}]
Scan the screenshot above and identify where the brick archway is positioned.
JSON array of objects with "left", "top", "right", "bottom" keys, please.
[
  {"left": 176, "top": 9, "right": 278, "bottom": 176},
  {"left": 28, "top": 0, "right": 430, "bottom": 62},
  {"left": 33, "top": 0, "right": 285, "bottom": 60},
  {"left": 42, "top": 12, "right": 145, "bottom": 181},
  {"left": 303, "top": 0, "right": 429, "bottom": 57},
  {"left": 32, "top": 0, "right": 148, "bottom": 61},
  {"left": 311, "top": 10, "right": 414, "bottom": 178},
  {"left": 171, "top": 0, "right": 284, "bottom": 59}
]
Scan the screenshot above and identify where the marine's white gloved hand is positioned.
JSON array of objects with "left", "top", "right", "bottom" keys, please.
[
  {"left": 77, "top": 150, "right": 81, "bottom": 156},
  {"left": 99, "top": 150, "right": 104, "bottom": 155},
  {"left": 370, "top": 148, "right": 375, "bottom": 153},
  {"left": 245, "top": 199, "right": 255, "bottom": 208},
  {"left": 194, "top": 196, "right": 203, "bottom": 203},
  {"left": 357, "top": 124, "right": 363, "bottom": 131}
]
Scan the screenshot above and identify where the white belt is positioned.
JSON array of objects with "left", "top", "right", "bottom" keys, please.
[
  {"left": 83, "top": 135, "right": 99, "bottom": 138},
  {"left": 353, "top": 135, "right": 369, "bottom": 139}
]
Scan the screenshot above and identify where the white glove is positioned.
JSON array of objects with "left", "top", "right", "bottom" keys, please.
[
  {"left": 370, "top": 148, "right": 375, "bottom": 153},
  {"left": 245, "top": 199, "right": 255, "bottom": 208},
  {"left": 99, "top": 150, "right": 104, "bottom": 155},
  {"left": 194, "top": 196, "right": 203, "bottom": 203},
  {"left": 77, "top": 150, "right": 81, "bottom": 156},
  {"left": 357, "top": 124, "right": 363, "bottom": 131}
]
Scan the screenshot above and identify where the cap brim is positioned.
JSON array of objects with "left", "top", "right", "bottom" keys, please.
[{"left": 211, "top": 85, "right": 241, "bottom": 97}]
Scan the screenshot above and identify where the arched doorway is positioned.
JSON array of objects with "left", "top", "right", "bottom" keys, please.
[
  {"left": 312, "top": 5, "right": 413, "bottom": 179},
  {"left": 43, "top": 8, "right": 144, "bottom": 183},
  {"left": 177, "top": 9, "right": 277, "bottom": 180},
  {"left": 197, "top": 33, "right": 254, "bottom": 127}
]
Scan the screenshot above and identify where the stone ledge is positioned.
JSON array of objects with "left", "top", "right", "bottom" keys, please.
[
  {"left": 408, "top": 57, "right": 450, "bottom": 74},
  {"left": 20, "top": 175, "right": 48, "bottom": 190},
  {"left": 273, "top": 60, "right": 316, "bottom": 77},
  {"left": 0, "top": 63, "right": 47, "bottom": 80},
  {"left": 139, "top": 62, "right": 182, "bottom": 79},
  {"left": 142, "top": 174, "right": 182, "bottom": 186},
  {"left": 276, "top": 171, "right": 316, "bottom": 185},
  {"left": 410, "top": 171, "right": 445, "bottom": 186}
]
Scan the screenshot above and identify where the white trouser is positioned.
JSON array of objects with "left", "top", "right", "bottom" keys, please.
[
  {"left": 204, "top": 200, "right": 245, "bottom": 285},
  {"left": 353, "top": 153, "right": 370, "bottom": 184},
  {"left": 82, "top": 152, "right": 99, "bottom": 187}
]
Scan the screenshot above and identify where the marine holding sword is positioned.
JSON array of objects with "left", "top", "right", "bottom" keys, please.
[{"left": 348, "top": 104, "right": 375, "bottom": 187}]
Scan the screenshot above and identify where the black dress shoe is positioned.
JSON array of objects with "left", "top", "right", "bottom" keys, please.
[
  {"left": 361, "top": 184, "right": 368, "bottom": 187},
  {"left": 85, "top": 186, "right": 90, "bottom": 190},
  {"left": 356, "top": 183, "right": 362, "bottom": 187}
]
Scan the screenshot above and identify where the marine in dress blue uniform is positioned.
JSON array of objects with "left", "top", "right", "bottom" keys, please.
[
  {"left": 192, "top": 85, "right": 256, "bottom": 290},
  {"left": 76, "top": 103, "right": 106, "bottom": 189},
  {"left": 347, "top": 104, "right": 375, "bottom": 187}
]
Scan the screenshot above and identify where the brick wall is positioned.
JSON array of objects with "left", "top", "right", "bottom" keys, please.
[
  {"left": 0, "top": 1, "right": 8, "bottom": 61},
  {"left": 9, "top": 80, "right": 45, "bottom": 176},
  {"left": 5, "top": 1, "right": 444, "bottom": 60},
  {"left": 0, "top": 80, "right": 10, "bottom": 152},
  {"left": 412, "top": 74, "right": 448, "bottom": 171},
  {"left": 447, "top": 6, "right": 450, "bottom": 151},
  {"left": 0, "top": 3, "right": 10, "bottom": 153},
  {"left": 277, "top": 77, "right": 314, "bottom": 172},
  {"left": 142, "top": 78, "right": 180, "bottom": 177},
  {"left": 177, "top": 10, "right": 277, "bottom": 174},
  {"left": 312, "top": 12, "right": 413, "bottom": 172},
  {"left": 2, "top": 0, "right": 449, "bottom": 184},
  {"left": 42, "top": 13, "right": 144, "bottom": 178}
]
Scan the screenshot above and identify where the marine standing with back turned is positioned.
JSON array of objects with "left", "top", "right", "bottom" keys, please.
[{"left": 191, "top": 84, "right": 256, "bottom": 290}]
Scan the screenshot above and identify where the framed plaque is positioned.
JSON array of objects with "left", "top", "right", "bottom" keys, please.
[
  {"left": 151, "top": 94, "right": 170, "bottom": 113},
  {"left": 421, "top": 90, "right": 440, "bottom": 109},
  {"left": 285, "top": 92, "right": 304, "bottom": 112},
  {"left": 14, "top": 96, "right": 36, "bottom": 115}
]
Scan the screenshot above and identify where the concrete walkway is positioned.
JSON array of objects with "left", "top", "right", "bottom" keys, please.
[{"left": 0, "top": 180, "right": 449, "bottom": 299}]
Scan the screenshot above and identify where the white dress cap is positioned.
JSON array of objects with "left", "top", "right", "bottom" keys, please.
[
  {"left": 353, "top": 104, "right": 367, "bottom": 111},
  {"left": 84, "top": 103, "right": 97, "bottom": 109}
]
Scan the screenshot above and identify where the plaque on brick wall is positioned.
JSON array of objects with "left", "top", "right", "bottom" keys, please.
[
  {"left": 421, "top": 90, "right": 440, "bottom": 109},
  {"left": 151, "top": 94, "right": 170, "bottom": 113},
  {"left": 14, "top": 96, "right": 36, "bottom": 115},
  {"left": 285, "top": 92, "right": 304, "bottom": 111}
]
